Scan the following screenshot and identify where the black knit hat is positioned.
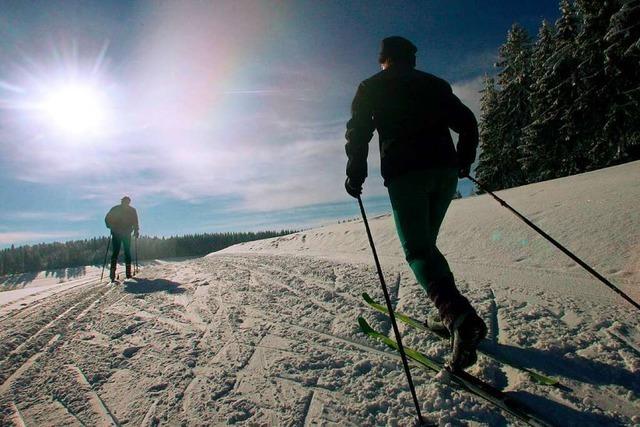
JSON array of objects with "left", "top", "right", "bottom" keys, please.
[{"left": 378, "top": 36, "right": 417, "bottom": 64}]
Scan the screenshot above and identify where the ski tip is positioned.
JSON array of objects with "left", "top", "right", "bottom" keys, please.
[
  {"left": 362, "top": 292, "right": 374, "bottom": 303},
  {"left": 526, "top": 371, "right": 565, "bottom": 388},
  {"left": 357, "top": 317, "right": 374, "bottom": 333}
]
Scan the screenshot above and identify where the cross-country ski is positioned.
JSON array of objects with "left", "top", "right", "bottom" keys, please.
[
  {"left": 358, "top": 317, "right": 553, "bottom": 427},
  {"left": 362, "top": 291, "right": 563, "bottom": 387}
]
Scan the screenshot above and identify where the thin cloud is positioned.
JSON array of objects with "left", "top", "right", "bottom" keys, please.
[
  {"left": 452, "top": 75, "right": 484, "bottom": 119},
  {"left": 450, "top": 49, "right": 498, "bottom": 80},
  {"left": 223, "top": 89, "right": 284, "bottom": 95},
  {"left": 0, "top": 1, "right": 357, "bottom": 215},
  {"left": 3, "top": 211, "right": 93, "bottom": 222},
  {"left": 0, "top": 231, "right": 80, "bottom": 245},
  {"left": 0, "top": 0, "right": 487, "bottom": 223},
  {"left": 0, "top": 80, "right": 24, "bottom": 93},
  {"left": 222, "top": 89, "right": 316, "bottom": 97}
]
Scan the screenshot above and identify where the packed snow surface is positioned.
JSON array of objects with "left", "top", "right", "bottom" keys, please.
[{"left": 1, "top": 161, "right": 639, "bottom": 426}]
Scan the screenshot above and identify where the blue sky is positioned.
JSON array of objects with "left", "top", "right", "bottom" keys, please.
[{"left": 0, "top": 1, "right": 560, "bottom": 247}]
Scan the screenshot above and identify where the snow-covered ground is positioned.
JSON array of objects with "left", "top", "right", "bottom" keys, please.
[{"left": 1, "top": 161, "right": 639, "bottom": 426}]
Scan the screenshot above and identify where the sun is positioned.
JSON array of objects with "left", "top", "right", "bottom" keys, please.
[{"left": 40, "top": 83, "right": 108, "bottom": 137}]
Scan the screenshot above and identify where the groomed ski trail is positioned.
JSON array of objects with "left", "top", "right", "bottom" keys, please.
[{"left": 1, "top": 253, "right": 637, "bottom": 425}]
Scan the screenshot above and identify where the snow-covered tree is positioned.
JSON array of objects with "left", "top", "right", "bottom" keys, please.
[
  {"left": 478, "top": 0, "right": 639, "bottom": 189},
  {"left": 573, "top": 0, "right": 622, "bottom": 168},
  {"left": 475, "top": 76, "right": 503, "bottom": 190},
  {"left": 604, "top": 0, "right": 640, "bottom": 161},
  {"left": 476, "top": 24, "right": 532, "bottom": 190},
  {"left": 543, "top": 0, "right": 583, "bottom": 177},
  {"left": 520, "top": 20, "right": 557, "bottom": 181}
]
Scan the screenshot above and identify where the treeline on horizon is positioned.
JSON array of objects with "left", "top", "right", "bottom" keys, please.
[
  {"left": 0, "top": 230, "right": 295, "bottom": 276},
  {"left": 476, "top": 0, "right": 639, "bottom": 191}
]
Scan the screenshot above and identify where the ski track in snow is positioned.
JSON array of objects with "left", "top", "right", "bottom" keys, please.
[
  {"left": 1, "top": 162, "right": 640, "bottom": 426},
  {"left": 0, "top": 253, "right": 637, "bottom": 426}
]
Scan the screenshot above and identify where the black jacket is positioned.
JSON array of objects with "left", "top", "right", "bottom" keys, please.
[
  {"left": 105, "top": 204, "right": 139, "bottom": 236},
  {"left": 345, "top": 67, "right": 478, "bottom": 185}
]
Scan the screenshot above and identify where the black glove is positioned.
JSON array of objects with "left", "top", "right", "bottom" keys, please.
[
  {"left": 458, "top": 164, "right": 471, "bottom": 179},
  {"left": 345, "top": 177, "right": 363, "bottom": 198}
]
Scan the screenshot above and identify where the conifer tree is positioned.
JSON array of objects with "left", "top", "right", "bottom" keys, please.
[
  {"left": 476, "top": 24, "right": 532, "bottom": 190},
  {"left": 520, "top": 20, "right": 557, "bottom": 181},
  {"left": 573, "top": 0, "right": 622, "bottom": 168},
  {"left": 496, "top": 24, "right": 532, "bottom": 188},
  {"left": 604, "top": 0, "right": 640, "bottom": 161},
  {"left": 475, "top": 76, "right": 503, "bottom": 190},
  {"left": 478, "top": 0, "right": 638, "bottom": 188},
  {"left": 545, "top": 0, "right": 582, "bottom": 176}
]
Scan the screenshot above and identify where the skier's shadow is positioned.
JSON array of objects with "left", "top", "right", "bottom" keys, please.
[
  {"left": 124, "top": 278, "right": 185, "bottom": 294},
  {"left": 461, "top": 390, "right": 618, "bottom": 427},
  {"left": 482, "top": 341, "right": 639, "bottom": 392},
  {"left": 510, "top": 391, "right": 624, "bottom": 426},
  {"left": 469, "top": 342, "right": 634, "bottom": 426}
]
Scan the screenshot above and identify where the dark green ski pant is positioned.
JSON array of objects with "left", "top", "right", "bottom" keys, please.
[
  {"left": 388, "top": 168, "right": 458, "bottom": 293},
  {"left": 110, "top": 232, "right": 132, "bottom": 280},
  {"left": 110, "top": 233, "right": 132, "bottom": 266}
]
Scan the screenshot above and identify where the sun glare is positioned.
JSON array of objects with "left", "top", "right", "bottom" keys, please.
[{"left": 40, "top": 83, "right": 108, "bottom": 136}]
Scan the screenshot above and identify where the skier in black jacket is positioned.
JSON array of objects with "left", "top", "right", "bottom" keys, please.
[
  {"left": 345, "top": 36, "right": 486, "bottom": 371},
  {"left": 105, "top": 196, "right": 139, "bottom": 282}
]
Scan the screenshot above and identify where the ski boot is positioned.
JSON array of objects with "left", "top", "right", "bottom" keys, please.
[
  {"left": 446, "top": 312, "right": 487, "bottom": 372},
  {"left": 425, "top": 314, "right": 450, "bottom": 338},
  {"left": 109, "top": 264, "right": 117, "bottom": 283},
  {"left": 426, "top": 273, "right": 486, "bottom": 371}
]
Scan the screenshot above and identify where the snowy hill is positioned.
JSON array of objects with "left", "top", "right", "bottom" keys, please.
[
  {"left": 223, "top": 160, "right": 640, "bottom": 300},
  {"left": 1, "top": 161, "right": 639, "bottom": 425}
]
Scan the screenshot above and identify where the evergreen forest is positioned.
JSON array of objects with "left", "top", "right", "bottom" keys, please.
[
  {"left": 0, "top": 231, "right": 295, "bottom": 276},
  {"left": 475, "top": 0, "right": 639, "bottom": 191}
]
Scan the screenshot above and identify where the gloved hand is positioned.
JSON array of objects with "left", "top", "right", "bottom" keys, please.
[
  {"left": 458, "top": 164, "right": 471, "bottom": 179},
  {"left": 134, "top": 230, "right": 140, "bottom": 239},
  {"left": 345, "top": 177, "right": 363, "bottom": 198}
]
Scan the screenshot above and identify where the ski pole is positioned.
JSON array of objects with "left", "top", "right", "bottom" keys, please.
[
  {"left": 100, "top": 236, "right": 111, "bottom": 282},
  {"left": 357, "top": 196, "right": 427, "bottom": 426},
  {"left": 467, "top": 175, "right": 640, "bottom": 312},
  {"left": 134, "top": 236, "right": 139, "bottom": 276}
]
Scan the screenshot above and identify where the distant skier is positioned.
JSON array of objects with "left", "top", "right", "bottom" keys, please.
[
  {"left": 105, "top": 196, "right": 139, "bottom": 282},
  {"left": 345, "top": 36, "right": 487, "bottom": 371}
]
